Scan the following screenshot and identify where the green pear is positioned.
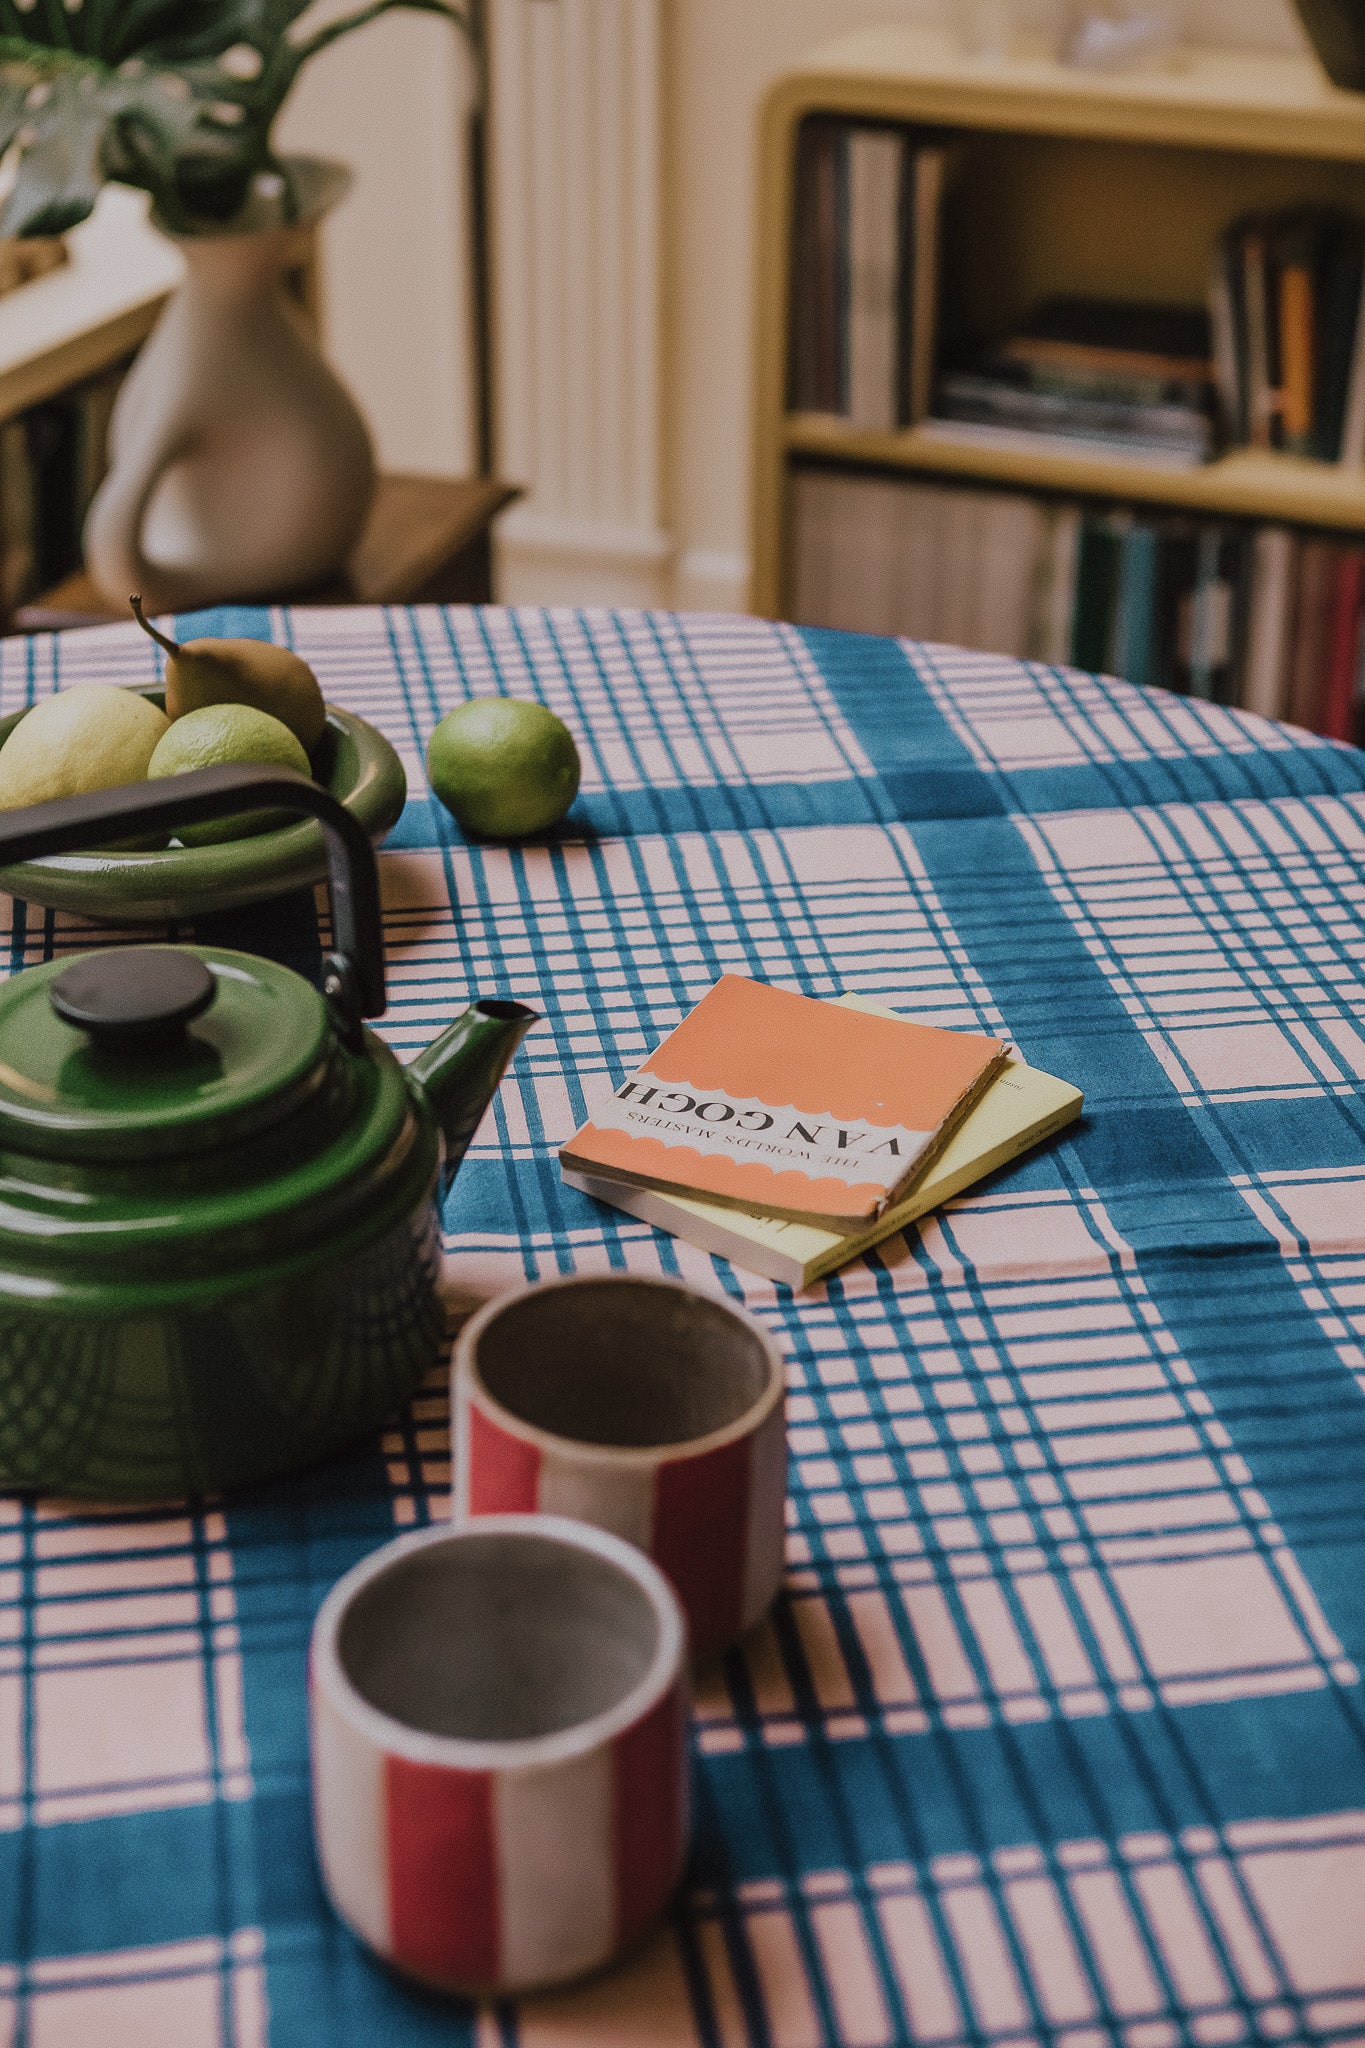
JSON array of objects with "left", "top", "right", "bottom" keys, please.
[{"left": 131, "top": 596, "right": 327, "bottom": 753}]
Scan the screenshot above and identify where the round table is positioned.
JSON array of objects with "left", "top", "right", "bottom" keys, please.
[{"left": 0, "top": 604, "right": 1361, "bottom": 2046}]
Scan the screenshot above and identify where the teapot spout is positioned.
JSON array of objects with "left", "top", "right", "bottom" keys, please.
[{"left": 408, "top": 1000, "right": 538, "bottom": 1194}]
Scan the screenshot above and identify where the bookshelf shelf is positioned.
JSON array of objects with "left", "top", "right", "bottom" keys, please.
[
  {"left": 752, "top": 25, "right": 1365, "bottom": 618},
  {"left": 785, "top": 417, "right": 1365, "bottom": 535},
  {"left": 760, "top": 28, "right": 1365, "bottom": 159}
]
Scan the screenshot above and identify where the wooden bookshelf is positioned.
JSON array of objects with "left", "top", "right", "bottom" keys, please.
[{"left": 752, "top": 26, "right": 1365, "bottom": 618}]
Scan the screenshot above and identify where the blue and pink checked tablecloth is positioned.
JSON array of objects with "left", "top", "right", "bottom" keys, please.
[{"left": 0, "top": 604, "right": 1362, "bottom": 2046}]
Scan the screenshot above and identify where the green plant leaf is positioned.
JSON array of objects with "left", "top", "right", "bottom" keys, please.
[
  {"left": 0, "top": 0, "right": 471, "bottom": 235},
  {"left": 0, "top": 92, "right": 107, "bottom": 237}
]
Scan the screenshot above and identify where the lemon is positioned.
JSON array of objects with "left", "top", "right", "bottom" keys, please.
[
  {"left": 427, "top": 697, "right": 581, "bottom": 840},
  {"left": 148, "top": 702, "right": 312, "bottom": 844},
  {"left": 0, "top": 684, "right": 169, "bottom": 810}
]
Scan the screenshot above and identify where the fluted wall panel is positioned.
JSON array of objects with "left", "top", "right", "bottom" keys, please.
[{"left": 490, "top": 0, "right": 669, "bottom": 604}]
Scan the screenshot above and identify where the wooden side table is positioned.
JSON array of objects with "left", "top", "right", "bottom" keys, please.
[{"left": 10, "top": 472, "right": 520, "bottom": 631}]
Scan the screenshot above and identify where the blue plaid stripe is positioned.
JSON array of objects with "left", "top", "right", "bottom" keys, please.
[{"left": 0, "top": 607, "right": 1359, "bottom": 2045}]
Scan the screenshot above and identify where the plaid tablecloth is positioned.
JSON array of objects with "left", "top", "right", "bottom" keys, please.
[{"left": 0, "top": 605, "right": 1362, "bottom": 2046}]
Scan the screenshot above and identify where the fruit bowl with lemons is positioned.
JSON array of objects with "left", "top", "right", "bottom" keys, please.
[{"left": 0, "top": 607, "right": 406, "bottom": 924}]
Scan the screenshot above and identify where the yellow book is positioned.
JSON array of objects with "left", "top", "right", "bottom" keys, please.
[{"left": 562, "top": 997, "right": 1082, "bottom": 1290}]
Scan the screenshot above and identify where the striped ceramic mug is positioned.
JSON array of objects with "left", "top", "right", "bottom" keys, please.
[
  {"left": 452, "top": 1273, "right": 787, "bottom": 1659},
  {"left": 309, "top": 1515, "right": 689, "bottom": 1996}
]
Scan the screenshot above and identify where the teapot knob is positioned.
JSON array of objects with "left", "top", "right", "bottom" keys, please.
[{"left": 50, "top": 948, "right": 216, "bottom": 1053}]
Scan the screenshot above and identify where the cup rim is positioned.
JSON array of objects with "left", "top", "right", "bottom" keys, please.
[
  {"left": 454, "top": 1271, "right": 785, "bottom": 1466},
  {"left": 310, "top": 1514, "right": 687, "bottom": 1772}
]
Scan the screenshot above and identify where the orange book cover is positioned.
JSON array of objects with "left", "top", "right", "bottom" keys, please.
[
  {"left": 559, "top": 976, "right": 1008, "bottom": 1228},
  {"left": 1278, "top": 259, "right": 1315, "bottom": 451}
]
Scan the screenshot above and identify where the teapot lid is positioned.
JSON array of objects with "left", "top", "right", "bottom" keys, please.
[{"left": 0, "top": 945, "right": 335, "bottom": 1163}]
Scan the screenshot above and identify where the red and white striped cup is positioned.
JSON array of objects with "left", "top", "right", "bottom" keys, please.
[
  {"left": 309, "top": 1515, "right": 689, "bottom": 1997},
  {"left": 452, "top": 1273, "right": 787, "bottom": 1660}
]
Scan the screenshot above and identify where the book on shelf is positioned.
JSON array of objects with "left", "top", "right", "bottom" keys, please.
[
  {"left": 782, "top": 117, "right": 1365, "bottom": 738},
  {"left": 789, "top": 466, "right": 1050, "bottom": 656},
  {"left": 931, "top": 373, "right": 1212, "bottom": 462},
  {"left": 1338, "top": 242, "right": 1365, "bottom": 466},
  {"left": 1214, "top": 207, "right": 1365, "bottom": 465},
  {"left": 1236, "top": 529, "right": 1365, "bottom": 732},
  {"left": 1287, "top": 538, "right": 1337, "bottom": 730},
  {"left": 564, "top": 998, "right": 1084, "bottom": 1289},
  {"left": 789, "top": 115, "right": 952, "bottom": 431},
  {"left": 1241, "top": 222, "right": 1276, "bottom": 450},
  {"left": 1322, "top": 548, "right": 1364, "bottom": 741},
  {"left": 1207, "top": 237, "right": 1242, "bottom": 446},
  {"left": 846, "top": 125, "right": 901, "bottom": 432},
  {"left": 1033, "top": 504, "right": 1083, "bottom": 666},
  {"left": 1318, "top": 227, "right": 1365, "bottom": 462},
  {"left": 903, "top": 146, "right": 948, "bottom": 427},
  {"left": 789, "top": 457, "right": 1365, "bottom": 736},
  {"left": 559, "top": 975, "right": 1009, "bottom": 1232},
  {"left": 790, "top": 466, "right": 1253, "bottom": 699},
  {"left": 1181, "top": 527, "right": 1245, "bottom": 700},
  {"left": 792, "top": 183, "right": 1365, "bottom": 474},
  {"left": 993, "top": 298, "right": 1214, "bottom": 390},
  {"left": 1277, "top": 215, "right": 1317, "bottom": 455},
  {"left": 1071, "top": 511, "right": 1239, "bottom": 697},
  {"left": 931, "top": 297, "right": 1216, "bottom": 465},
  {"left": 1241, "top": 526, "right": 1297, "bottom": 721},
  {"left": 913, "top": 416, "right": 1206, "bottom": 471},
  {"left": 790, "top": 119, "right": 844, "bottom": 416}
]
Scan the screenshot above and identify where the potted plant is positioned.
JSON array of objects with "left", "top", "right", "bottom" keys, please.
[{"left": 0, "top": 0, "right": 474, "bottom": 612}]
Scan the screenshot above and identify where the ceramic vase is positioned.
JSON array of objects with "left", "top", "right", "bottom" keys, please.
[
  {"left": 452, "top": 1273, "right": 788, "bottom": 1660},
  {"left": 84, "top": 158, "right": 376, "bottom": 615},
  {"left": 310, "top": 1517, "right": 690, "bottom": 1995}
]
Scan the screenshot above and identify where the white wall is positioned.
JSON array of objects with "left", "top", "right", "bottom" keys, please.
[
  {"left": 276, "top": 6, "right": 479, "bottom": 478},
  {"left": 666, "top": 0, "right": 1311, "bottom": 615}
]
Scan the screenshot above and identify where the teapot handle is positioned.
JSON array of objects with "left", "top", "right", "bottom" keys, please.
[{"left": 0, "top": 764, "right": 385, "bottom": 1036}]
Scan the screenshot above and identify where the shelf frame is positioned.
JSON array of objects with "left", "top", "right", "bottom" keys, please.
[
  {"left": 0, "top": 187, "right": 182, "bottom": 427},
  {"left": 751, "top": 26, "right": 1365, "bottom": 619}
]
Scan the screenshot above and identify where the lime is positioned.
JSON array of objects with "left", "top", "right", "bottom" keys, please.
[
  {"left": 148, "top": 702, "right": 312, "bottom": 843},
  {"left": 427, "top": 697, "right": 581, "bottom": 840},
  {"left": 0, "top": 684, "right": 169, "bottom": 810}
]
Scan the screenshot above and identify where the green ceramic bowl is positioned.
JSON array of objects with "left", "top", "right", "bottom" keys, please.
[{"left": 0, "top": 690, "right": 407, "bottom": 924}]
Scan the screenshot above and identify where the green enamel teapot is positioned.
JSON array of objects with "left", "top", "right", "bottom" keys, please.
[{"left": 0, "top": 763, "right": 535, "bottom": 1499}]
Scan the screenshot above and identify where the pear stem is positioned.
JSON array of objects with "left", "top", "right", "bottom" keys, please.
[{"left": 129, "top": 596, "right": 180, "bottom": 660}]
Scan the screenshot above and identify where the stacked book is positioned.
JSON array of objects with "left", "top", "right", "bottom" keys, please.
[
  {"left": 1065, "top": 512, "right": 1244, "bottom": 699},
  {"left": 1211, "top": 208, "right": 1365, "bottom": 461},
  {"left": 789, "top": 117, "right": 951, "bottom": 431},
  {"left": 930, "top": 297, "right": 1217, "bottom": 467},
  {"left": 1240, "top": 529, "right": 1365, "bottom": 735},
  {"left": 790, "top": 469, "right": 1063, "bottom": 661},
  {"left": 790, "top": 469, "right": 1247, "bottom": 694},
  {"left": 788, "top": 466, "right": 1365, "bottom": 735},
  {"left": 788, "top": 145, "right": 1365, "bottom": 476},
  {"left": 560, "top": 978, "right": 1082, "bottom": 1290}
]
